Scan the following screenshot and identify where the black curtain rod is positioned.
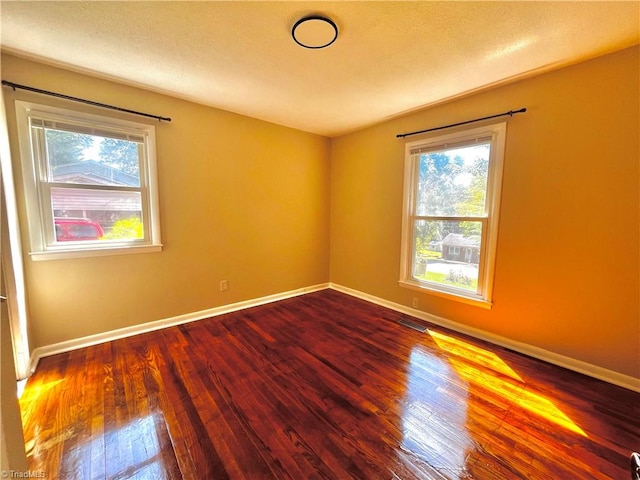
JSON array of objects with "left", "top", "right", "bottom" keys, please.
[
  {"left": 1, "top": 80, "right": 172, "bottom": 123},
  {"left": 396, "top": 107, "right": 526, "bottom": 138}
]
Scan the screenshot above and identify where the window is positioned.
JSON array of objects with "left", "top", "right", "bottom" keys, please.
[
  {"left": 399, "top": 122, "right": 506, "bottom": 308},
  {"left": 15, "top": 101, "right": 162, "bottom": 260}
]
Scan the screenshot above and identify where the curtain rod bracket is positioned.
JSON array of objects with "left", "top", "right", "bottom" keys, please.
[{"left": 1, "top": 80, "right": 172, "bottom": 123}]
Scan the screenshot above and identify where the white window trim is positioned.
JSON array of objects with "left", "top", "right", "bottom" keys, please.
[
  {"left": 399, "top": 122, "right": 507, "bottom": 309},
  {"left": 15, "top": 101, "right": 162, "bottom": 260}
]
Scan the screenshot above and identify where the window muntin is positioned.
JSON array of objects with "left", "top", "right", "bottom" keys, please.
[
  {"left": 400, "top": 123, "right": 506, "bottom": 307},
  {"left": 16, "top": 101, "right": 162, "bottom": 259}
]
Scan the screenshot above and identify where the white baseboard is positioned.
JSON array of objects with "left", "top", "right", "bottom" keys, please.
[
  {"left": 329, "top": 283, "right": 640, "bottom": 393},
  {"left": 29, "top": 282, "right": 330, "bottom": 373},
  {"left": 28, "top": 280, "right": 640, "bottom": 393}
]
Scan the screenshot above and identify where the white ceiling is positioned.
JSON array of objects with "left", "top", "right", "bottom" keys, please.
[{"left": 1, "top": 1, "right": 638, "bottom": 137}]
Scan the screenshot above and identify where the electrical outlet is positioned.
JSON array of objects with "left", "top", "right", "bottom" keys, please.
[
  {"left": 220, "top": 280, "right": 228, "bottom": 292},
  {"left": 412, "top": 297, "right": 419, "bottom": 308}
]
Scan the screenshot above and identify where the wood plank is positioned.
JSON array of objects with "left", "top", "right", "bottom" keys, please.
[{"left": 19, "top": 290, "right": 640, "bottom": 479}]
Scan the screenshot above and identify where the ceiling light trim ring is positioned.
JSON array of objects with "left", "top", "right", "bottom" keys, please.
[{"left": 292, "top": 16, "right": 338, "bottom": 50}]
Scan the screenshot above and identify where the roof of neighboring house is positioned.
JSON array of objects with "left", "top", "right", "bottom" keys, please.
[
  {"left": 441, "top": 233, "right": 481, "bottom": 248},
  {"left": 51, "top": 161, "right": 141, "bottom": 212},
  {"left": 53, "top": 160, "right": 139, "bottom": 187}
]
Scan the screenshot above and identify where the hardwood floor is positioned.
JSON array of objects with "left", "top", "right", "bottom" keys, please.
[{"left": 19, "top": 289, "right": 639, "bottom": 479}]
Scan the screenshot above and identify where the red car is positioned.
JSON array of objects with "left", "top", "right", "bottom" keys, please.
[{"left": 54, "top": 217, "right": 104, "bottom": 242}]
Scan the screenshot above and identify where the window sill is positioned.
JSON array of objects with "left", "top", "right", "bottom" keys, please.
[
  {"left": 30, "top": 244, "right": 163, "bottom": 261},
  {"left": 398, "top": 279, "right": 492, "bottom": 309}
]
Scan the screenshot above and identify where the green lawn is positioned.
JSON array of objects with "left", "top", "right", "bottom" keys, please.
[{"left": 417, "top": 270, "right": 477, "bottom": 291}]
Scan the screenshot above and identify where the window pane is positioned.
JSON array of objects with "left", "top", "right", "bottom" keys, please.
[
  {"left": 51, "top": 187, "right": 143, "bottom": 242},
  {"left": 416, "top": 144, "right": 490, "bottom": 216},
  {"left": 413, "top": 219, "right": 482, "bottom": 292},
  {"left": 45, "top": 129, "right": 141, "bottom": 187}
]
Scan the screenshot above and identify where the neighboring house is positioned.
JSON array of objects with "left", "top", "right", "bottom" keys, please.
[
  {"left": 52, "top": 160, "right": 141, "bottom": 229},
  {"left": 441, "top": 233, "right": 480, "bottom": 264}
]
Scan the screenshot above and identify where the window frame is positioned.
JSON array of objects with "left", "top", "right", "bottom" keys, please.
[
  {"left": 15, "top": 100, "right": 163, "bottom": 261},
  {"left": 399, "top": 122, "right": 507, "bottom": 308}
]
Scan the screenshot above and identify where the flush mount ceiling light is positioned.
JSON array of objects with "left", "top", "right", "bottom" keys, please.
[{"left": 292, "top": 16, "right": 338, "bottom": 49}]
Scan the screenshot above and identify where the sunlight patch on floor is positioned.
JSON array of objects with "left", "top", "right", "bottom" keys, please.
[
  {"left": 428, "top": 329, "right": 523, "bottom": 382},
  {"left": 429, "top": 330, "right": 587, "bottom": 437}
]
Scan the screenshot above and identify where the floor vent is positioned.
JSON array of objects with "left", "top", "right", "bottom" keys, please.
[{"left": 398, "top": 318, "right": 427, "bottom": 333}]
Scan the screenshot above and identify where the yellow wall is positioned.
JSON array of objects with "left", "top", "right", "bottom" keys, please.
[
  {"left": 2, "top": 54, "right": 331, "bottom": 348},
  {"left": 330, "top": 46, "right": 640, "bottom": 378}
]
